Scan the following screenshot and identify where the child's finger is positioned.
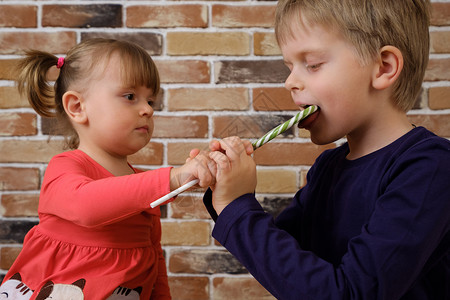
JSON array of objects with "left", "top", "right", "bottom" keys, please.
[
  {"left": 209, "top": 140, "right": 222, "bottom": 152},
  {"left": 209, "top": 151, "right": 231, "bottom": 175},
  {"left": 242, "top": 140, "right": 254, "bottom": 155},
  {"left": 218, "top": 136, "right": 247, "bottom": 161}
]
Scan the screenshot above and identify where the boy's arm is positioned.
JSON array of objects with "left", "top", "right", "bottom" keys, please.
[{"left": 205, "top": 136, "right": 450, "bottom": 299}]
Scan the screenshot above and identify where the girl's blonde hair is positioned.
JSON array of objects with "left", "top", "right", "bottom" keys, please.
[
  {"left": 275, "top": 0, "right": 430, "bottom": 112},
  {"left": 17, "top": 38, "right": 160, "bottom": 149}
]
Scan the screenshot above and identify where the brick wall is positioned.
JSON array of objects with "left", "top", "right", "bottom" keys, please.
[{"left": 0, "top": 1, "right": 449, "bottom": 299}]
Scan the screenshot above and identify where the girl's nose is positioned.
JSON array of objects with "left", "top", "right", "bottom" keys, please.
[{"left": 140, "top": 100, "right": 154, "bottom": 117}]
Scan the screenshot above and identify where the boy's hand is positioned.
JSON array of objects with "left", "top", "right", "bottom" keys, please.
[
  {"left": 208, "top": 136, "right": 256, "bottom": 215},
  {"left": 170, "top": 150, "right": 216, "bottom": 191}
]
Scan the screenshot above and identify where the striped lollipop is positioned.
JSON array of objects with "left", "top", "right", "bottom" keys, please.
[
  {"left": 150, "top": 105, "right": 319, "bottom": 208},
  {"left": 252, "top": 105, "right": 318, "bottom": 149}
]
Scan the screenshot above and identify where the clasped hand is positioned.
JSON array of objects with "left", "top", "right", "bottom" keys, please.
[{"left": 171, "top": 136, "right": 256, "bottom": 215}]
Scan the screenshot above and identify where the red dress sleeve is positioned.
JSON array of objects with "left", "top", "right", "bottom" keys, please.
[{"left": 39, "top": 150, "right": 173, "bottom": 228}]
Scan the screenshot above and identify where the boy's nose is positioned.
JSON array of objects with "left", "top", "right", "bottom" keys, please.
[{"left": 285, "top": 71, "right": 305, "bottom": 92}]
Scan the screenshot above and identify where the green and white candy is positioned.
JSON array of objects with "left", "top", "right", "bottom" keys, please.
[{"left": 252, "top": 105, "right": 319, "bottom": 149}]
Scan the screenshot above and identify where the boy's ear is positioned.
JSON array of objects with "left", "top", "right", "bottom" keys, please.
[
  {"left": 372, "top": 45, "right": 403, "bottom": 90},
  {"left": 62, "top": 91, "right": 87, "bottom": 124}
]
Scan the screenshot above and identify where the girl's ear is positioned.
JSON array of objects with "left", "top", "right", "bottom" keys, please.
[
  {"left": 371, "top": 45, "right": 403, "bottom": 90},
  {"left": 62, "top": 91, "right": 87, "bottom": 124}
]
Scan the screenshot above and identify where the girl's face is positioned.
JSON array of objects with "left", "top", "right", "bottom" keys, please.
[
  {"left": 280, "top": 22, "right": 378, "bottom": 146},
  {"left": 80, "top": 54, "right": 156, "bottom": 158}
]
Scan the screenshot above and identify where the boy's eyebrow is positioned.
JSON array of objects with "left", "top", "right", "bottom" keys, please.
[{"left": 283, "top": 49, "right": 328, "bottom": 63}]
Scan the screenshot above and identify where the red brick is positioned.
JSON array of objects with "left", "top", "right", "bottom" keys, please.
[
  {"left": 408, "top": 114, "right": 450, "bottom": 138},
  {"left": 0, "top": 86, "right": 30, "bottom": 108},
  {"left": 0, "top": 5, "right": 37, "bottom": 28},
  {"left": 425, "top": 58, "right": 450, "bottom": 81},
  {"left": 167, "top": 142, "right": 210, "bottom": 165},
  {"left": 81, "top": 32, "right": 163, "bottom": 56},
  {"left": 213, "top": 115, "right": 296, "bottom": 139},
  {"left": 1, "top": 194, "right": 39, "bottom": 217},
  {"left": 253, "top": 87, "right": 298, "bottom": 111},
  {"left": 168, "top": 277, "right": 209, "bottom": 300},
  {"left": 253, "top": 32, "right": 281, "bottom": 56},
  {"left": 167, "top": 32, "right": 249, "bottom": 56},
  {"left": 161, "top": 221, "right": 210, "bottom": 246},
  {"left": 168, "top": 88, "right": 249, "bottom": 111},
  {"left": 155, "top": 60, "right": 210, "bottom": 84},
  {"left": 0, "top": 140, "right": 65, "bottom": 163},
  {"left": 170, "top": 195, "right": 210, "bottom": 219},
  {"left": 153, "top": 116, "right": 208, "bottom": 138},
  {"left": 256, "top": 169, "right": 297, "bottom": 193},
  {"left": 253, "top": 142, "right": 336, "bottom": 166},
  {"left": 430, "top": 31, "right": 450, "bottom": 53},
  {"left": 215, "top": 60, "right": 288, "bottom": 83},
  {"left": 0, "top": 113, "right": 37, "bottom": 136},
  {"left": 429, "top": 86, "right": 450, "bottom": 110},
  {"left": 128, "top": 142, "right": 164, "bottom": 166},
  {"left": 212, "top": 277, "right": 275, "bottom": 300},
  {"left": 43, "top": 4, "right": 122, "bottom": 28},
  {"left": 431, "top": 3, "right": 450, "bottom": 26},
  {"left": 0, "top": 59, "right": 19, "bottom": 80},
  {"left": 0, "top": 168, "right": 40, "bottom": 191},
  {"left": 169, "top": 250, "right": 247, "bottom": 274},
  {"left": 212, "top": 5, "right": 276, "bottom": 28},
  {"left": 0, "top": 247, "right": 22, "bottom": 270},
  {"left": 127, "top": 5, "right": 207, "bottom": 28},
  {"left": 0, "top": 32, "right": 76, "bottom": 55}
]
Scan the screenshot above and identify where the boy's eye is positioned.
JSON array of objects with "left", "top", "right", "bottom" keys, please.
[
  {"left": 306, "top": 63, "right": 322, "bottom": 71},
  {"left": 148, "top": 100, "right": 155, "bottom": 107}
]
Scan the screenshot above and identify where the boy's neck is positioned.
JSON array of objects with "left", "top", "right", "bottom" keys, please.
[{"left": 346, "top": 107, "right": 413, "bottom": 160}]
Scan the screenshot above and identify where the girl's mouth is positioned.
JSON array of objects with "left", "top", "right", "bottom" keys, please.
[{"left": 136, "top": 125, "right": 149, "bottom": 133}]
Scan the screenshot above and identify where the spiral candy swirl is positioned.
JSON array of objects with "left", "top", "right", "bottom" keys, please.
[{"left": 252, "top": 105, "right": 319, "bottom": 149}]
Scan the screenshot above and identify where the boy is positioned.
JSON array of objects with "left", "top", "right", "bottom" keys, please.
[{"left": 203, "top": 0, "right": 450, "bottom": 299}]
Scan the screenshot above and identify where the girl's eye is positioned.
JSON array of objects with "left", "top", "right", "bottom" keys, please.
[
  {"left": 148, "top": 100, "right": 155, "bottom": 107},
  {"left": 125, "top": 94, "right": 135, "bottom": 101}
]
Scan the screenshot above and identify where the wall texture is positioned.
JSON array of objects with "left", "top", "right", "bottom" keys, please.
[{"left": 0, "top": 1, "right": 449, "bottom": 299}]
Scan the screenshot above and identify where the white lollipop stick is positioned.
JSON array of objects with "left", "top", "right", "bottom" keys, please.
[
  {"left": 150, "top": 178, "right": 199, "bottom": 208},
  {"left": 150, "top": 105, "right": 319, "bottom": 208}
]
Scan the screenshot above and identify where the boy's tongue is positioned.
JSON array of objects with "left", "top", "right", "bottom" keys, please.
[{"left": 298, "top": 109, "right": 319, "bottom": 128}]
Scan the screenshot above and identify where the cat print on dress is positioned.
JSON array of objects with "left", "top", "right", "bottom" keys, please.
[
  {"left": 106, "top": 286, "right": 142, "bottom": 299},
  {"left": 0, "top": 273, "right": 33, "bottom": 299},
  {"left": 34, "top": 279, "right": 86, "bottom": 300}
]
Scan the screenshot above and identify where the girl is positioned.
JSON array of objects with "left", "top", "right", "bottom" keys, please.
[{"left": 0, "top": 38, "right": 215, "bottom": 299}]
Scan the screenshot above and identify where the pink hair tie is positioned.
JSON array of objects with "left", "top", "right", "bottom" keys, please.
[{"left": 56, "top": 57, "right": 65, "bottom": 69}]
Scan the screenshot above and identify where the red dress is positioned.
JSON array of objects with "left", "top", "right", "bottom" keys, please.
[{"left": 1, "top": 150, "right": 172, "bottom": 299}]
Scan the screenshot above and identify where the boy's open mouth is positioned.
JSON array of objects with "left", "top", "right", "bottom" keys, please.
[{"left": 298, "top": 105, "right": 320, "bottom": 128}]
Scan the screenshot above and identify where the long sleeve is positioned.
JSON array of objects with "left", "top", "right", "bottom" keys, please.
[
  {"left": 39, "top": 150, "right": 172, "bottom": 228},
  {"left": 204, "top": 128, "right": 450, "bottom": 300}
]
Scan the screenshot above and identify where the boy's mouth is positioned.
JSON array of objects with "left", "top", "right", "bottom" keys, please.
[{"left": 298, "top": 105, "right": 320, "bottom": 128}]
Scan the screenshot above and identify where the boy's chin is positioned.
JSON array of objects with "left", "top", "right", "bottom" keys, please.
[{"left": 309, "top": 132, "right": 340, "bottom": 146}]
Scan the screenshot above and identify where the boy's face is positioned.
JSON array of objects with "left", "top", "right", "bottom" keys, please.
[{"left": 280, "top": 22, "right": 378, "bottom": 145}]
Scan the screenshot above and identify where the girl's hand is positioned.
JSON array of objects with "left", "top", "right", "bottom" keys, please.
[
  {"left": 208, "top": 136, "right": 256, "bottom": 215},
  {"left": 170, "top": 150, "right": 216, "bottom": 191}
]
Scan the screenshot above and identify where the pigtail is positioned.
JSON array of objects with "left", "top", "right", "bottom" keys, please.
[{"left": 16, "top": 50, "right": 59, "bottom": 118}]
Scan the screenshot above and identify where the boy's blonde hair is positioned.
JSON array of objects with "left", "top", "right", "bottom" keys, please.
[
  {"left": 275, "top": 0, "right": 430, "bottom": 112},
  {"left": 17, "top": 38, "right": 160, "bottom": 149}
]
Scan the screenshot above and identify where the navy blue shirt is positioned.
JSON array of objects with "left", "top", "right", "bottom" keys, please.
[{"left": 204, "top": 127, "right": 450, "bottom": 300}]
